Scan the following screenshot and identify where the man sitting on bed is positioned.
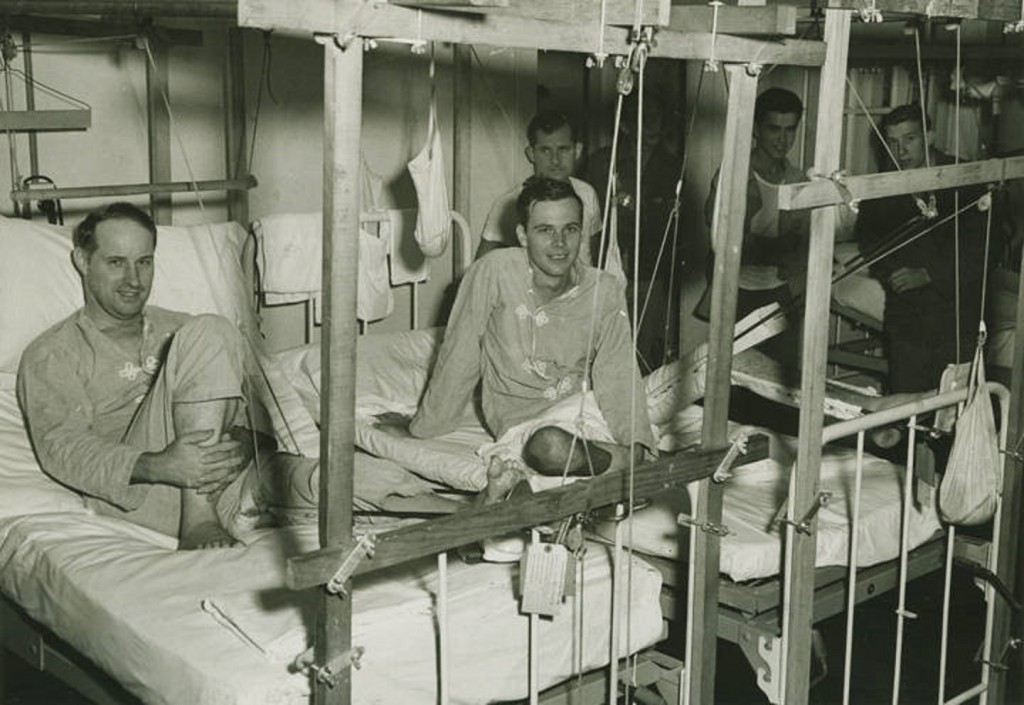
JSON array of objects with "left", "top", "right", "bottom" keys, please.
[
  {"left": 378, "top": 176, "right": 654, "bottom": 497},
  {"left": 17, "top": 203, "right": 257, "bottom": 550}
]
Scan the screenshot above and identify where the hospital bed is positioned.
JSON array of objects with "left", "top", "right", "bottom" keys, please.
[
  {"left": 0, "top": 214, "right": 666, "bottom": 704},
  {"left": 305, "top": 321, "right": 1010, "bottom": 703}
]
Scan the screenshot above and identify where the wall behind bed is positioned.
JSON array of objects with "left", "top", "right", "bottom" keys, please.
[{"left": 0, "top": 24, "right": 537, "bottom": 353}]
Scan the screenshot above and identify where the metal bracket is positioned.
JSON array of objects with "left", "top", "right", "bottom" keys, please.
[
  {"left": 326, "top": 533, "right": 376, "bottom": 596},
  {"left": 677, "top": 513, "right": 730, "bottom": 536},
  {"left": 980, "top": 637, "right": 1024, "bottom": 671},
  {"left": 737, "top": 628, "right": 782, "bottom": 704},
  {"left": 777, "top": 491, "right": 833, "bottom": 535},
  {"left": 712, "top": 431, "right": 752, "bottom": 483},
  {"left": 292, "top": 646, "right": 365, "bottom": 687}
]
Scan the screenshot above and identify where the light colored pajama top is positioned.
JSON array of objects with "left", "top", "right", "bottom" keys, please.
[{"left": 410, "top": 248, "right": 654, "bottom": 450}]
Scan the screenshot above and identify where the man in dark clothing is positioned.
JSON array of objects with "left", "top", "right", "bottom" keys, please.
[{"left": 854, "top": 104, "right": 987, "bottom": 393}]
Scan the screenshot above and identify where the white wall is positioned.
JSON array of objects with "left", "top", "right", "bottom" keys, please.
[{"left": 2, "top": 27, "right": 536, "bottom": 353}]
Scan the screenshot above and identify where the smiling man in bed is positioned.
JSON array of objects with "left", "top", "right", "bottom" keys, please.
[
  {"left": 16, "top": 203, "right": 259, "bottom": 550},
  {"left": 377, "top": 176, "right": 654, "bottom": 497}
]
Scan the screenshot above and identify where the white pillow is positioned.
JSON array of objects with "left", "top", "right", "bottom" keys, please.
[{"left": 0, "top": 215, "right": 250, "bottom": 375}]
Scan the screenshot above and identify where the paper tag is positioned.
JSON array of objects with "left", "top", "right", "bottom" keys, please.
[{"left": 520, "top": 543, "right": 569, "bottom": 616}]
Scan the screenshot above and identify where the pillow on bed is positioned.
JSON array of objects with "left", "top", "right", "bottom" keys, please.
[{"left": 0, "top": 215, "right": 250, "bottom": 375}]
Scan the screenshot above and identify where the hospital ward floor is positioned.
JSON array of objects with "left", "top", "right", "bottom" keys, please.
[{"left": 0, "top": 567, "right": 1011, "bottom": 705}]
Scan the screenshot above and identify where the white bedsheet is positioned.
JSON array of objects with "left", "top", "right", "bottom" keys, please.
[{"left": 0, "top": 511, "right": 663, "bottom": 705}]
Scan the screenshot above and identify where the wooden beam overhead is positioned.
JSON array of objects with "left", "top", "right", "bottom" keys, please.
[
  {"left": 0, "top": 14, "right": 204, "bottom": 45},
  {"left": 824, "top": 0, "right": 1022, "bottom": 21},
  {"left": 287, "top": 437, "right": 769, "bottom": 590},
  {"left": 669, "top": 4, "right": 798, "bottom": 36},
  {"left": 238, "top": 0, "right": 826, "bottom": 66},
  {"left": 391, "top": 0, "right": 670, "bottom": 26},
  {"left": 776, "top": 155, "right": 1024, "bottom": 211},
  {"left": 0, "top": 0, "right": 237, "bottom": 17}
]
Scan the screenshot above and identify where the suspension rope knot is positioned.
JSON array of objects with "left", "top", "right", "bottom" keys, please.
[
  {"left": 914, "top": 193, "right": 938, "bottom": 219},
  {"left": 858, "top": 0, "right": 883, "bottom": 23},
  {"left": 704, "top": 0, "right": 724, "bottom": 73}
]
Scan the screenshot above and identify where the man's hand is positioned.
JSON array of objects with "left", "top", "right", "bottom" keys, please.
[
  {"left": 373, "top": 411, "right": 413, "bottom": 439},
  {"left": 133, "top": 430, "right": 245, "bottom": 494},
  {"left": 888, "top": 267, "right": 931, "bottom": 293}
]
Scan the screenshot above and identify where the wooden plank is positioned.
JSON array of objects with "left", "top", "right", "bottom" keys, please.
[
  {"left": 392, "top": 0, "right": 670, "bottom": 26},
  {"left": 145, "top": 35, "right": 172, "bottom": 225},
  {"left": 849, "top": 39, "right": 1024, "bottom": 63},
  {"left": 987, "top": 241, "right": 1024, "bottom": 702},
  {"left": 237, "top": 0, "right": 826, "bottom": 66},
  {"left": 0, "top": 14, "right": 204, "bottom": 45},
  {"left": 0, "top": 0, "right": 237, "bottom": 17},
  {"left": 687, "top": 63, "right": 759, "bottom": 705},
  {"left": 777, "top": 156, "right": 1024, "bottom": 211},
  {"left": 0, "top": 109, "right": 90, "bottom": 132},
  {"left": 669, "top": 4, "right": 798, "bottom": 36},
  {"left": 288, "top": 437, "right": 769, "bottom": 590},
  {"left": 316, "top": 39, "right": 363, "bottom": 705},
  {"left": 781, "top": 9, "right": 851, "bottom": 705},
  {"left": 223, "top": 27, "right": 249, "bottom": 227},
  {"left": 452, "top": 44, "right": 472, "bottom": 276},
  {"left": 823, "top": 0, "right": 1022, "bottom": 20}
]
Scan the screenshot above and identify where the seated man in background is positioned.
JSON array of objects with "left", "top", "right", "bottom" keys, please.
[
  {"left": 476, "top": 110, "right": 603, "bottom": 266},
  {"left": 382, "top": 177, "right": 654, "bottom": 495},
  {"left": 17, "top": 203, "right": 258, "bottom": 549}
]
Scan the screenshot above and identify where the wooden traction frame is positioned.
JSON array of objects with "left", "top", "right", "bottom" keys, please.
[{"left": 235, "top": 1, "right": 1024, "bottom": 704}]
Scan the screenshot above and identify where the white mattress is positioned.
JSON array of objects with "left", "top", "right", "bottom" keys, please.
[
  {"left": 358, "top": 396, "right": 942, "bottom": 583},
  {"left": 593, "top": 445, "right": 942, "bottom": 582},
  {"left": 0, "top": 512, "right": 663, "bottom": 705},
  {"left": 0, "top": 388, "right": 664, "bottom": 705}
]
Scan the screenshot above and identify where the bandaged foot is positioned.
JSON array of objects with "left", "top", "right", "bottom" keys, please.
[
  {"left": 482, "top": 457, "right": 529, "bottom": 504},
  {"left": 179, "top": 519, "right": 237, "bottom": 550}
]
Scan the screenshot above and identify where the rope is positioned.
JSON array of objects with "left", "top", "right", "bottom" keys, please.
[
  {"left": 705, "top": 1, "right": 724, "bottom": 73},
  {"left": 954, "top": 23, "right": 961, "bottom": 362},
  {"left": 587, "top": 0, "right": 610, "bottom": 68},
  {"left": 845, "top": 75, "right": 902, "bottom": 172},
  {"left": 913, "top": 26, "right": 932, "bottom": 169}
]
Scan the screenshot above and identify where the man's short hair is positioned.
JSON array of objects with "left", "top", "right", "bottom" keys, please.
[
  {"left": 527, "top": 110, "right": 579, "bottom": 145},
  {"left": 516, "top": 176, "right": 583, "bottom": 227},
  {"left": 73, "top": 202, "right": 157, "bottom": 254},
  {"left": 754, "top": 88, "right": 803, "bottom": 124},
  {"left": 880, "top": 103, "right": 931, "bottom": 133}
]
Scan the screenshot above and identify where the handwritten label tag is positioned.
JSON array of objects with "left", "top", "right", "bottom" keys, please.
[{"left": 520, "top": 542, "right": 569, "bottom": 617}]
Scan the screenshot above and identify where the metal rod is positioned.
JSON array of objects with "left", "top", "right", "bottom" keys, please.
[
  {"left": 9, "top": 175, "right": 257, "bottom": 202},
  {"left": 21, "top": 31, "right": 38, "bottom": 177},
  {"left": 823, "top": 382, "right": 1010, "bottom": 444},
  {"left": 0, "top": 0, "right": 237, "bottom": 17}
]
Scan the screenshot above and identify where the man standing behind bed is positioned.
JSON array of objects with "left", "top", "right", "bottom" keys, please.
[
  {"left": 853, "top": 104, "right": 987, "bottom": 393},
  {"left": 384, "top": 177, "right": 654, "bottom": 482},
  {"left": 17, "top": 203, "right": 253, "bottom": 550},
  {"left": 475, "top": 110, "right": 603, "bottom": 266}
]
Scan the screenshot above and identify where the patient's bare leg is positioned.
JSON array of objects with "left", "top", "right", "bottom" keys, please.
[
  {"left": 174, "top": 398, "right": 239, "bottom": 550},
  {"left": 522, "top": 426, "right": 641, "bottom": 477}
]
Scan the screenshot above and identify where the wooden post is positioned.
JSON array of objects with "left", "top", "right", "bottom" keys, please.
[
  {"left": 686, "top": 62, "right": 758, "bottom": 705},
  {"left": 452, "top": 43, "right": 472, "bottom": 275},
  {"left": 316, "top": 37, "right": 362, "bottom": 705},
  {"left": 988, "top": 246, "right": 1024, "bottom": 702},
  {"left": 224, "top": 27, "right": 249, "bottom": 226},
  {"left": 145, "top": 34, "right": 172, "bottom": 224},
  {"left": 780, "top": 9, "right": 850, "bottom": 705}
]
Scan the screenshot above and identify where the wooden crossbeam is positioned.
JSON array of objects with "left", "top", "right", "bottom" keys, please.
[
  {"left": 238, "top": 0, "right": 826, "bottom": 66},
  {"left": 1, "top": 14, "right": 204, "bottom": 46},
  {"left": 669, "top": 4, "right": 798, "bottom": 36},
  {"left": 776, "top": 155, "right": 1024, "bottom": 211},
  {"left": 825, "top": 0, "right": 1023, "bottom": 21},
  {"left": 391, "top": 0, "right": 670, "bottom": 26},
  {"left": 0, "top": 109, "right": 90, "bottom": 132},
  {"left": 287, "top": 436, "right": 769, "bottom": 591}
]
